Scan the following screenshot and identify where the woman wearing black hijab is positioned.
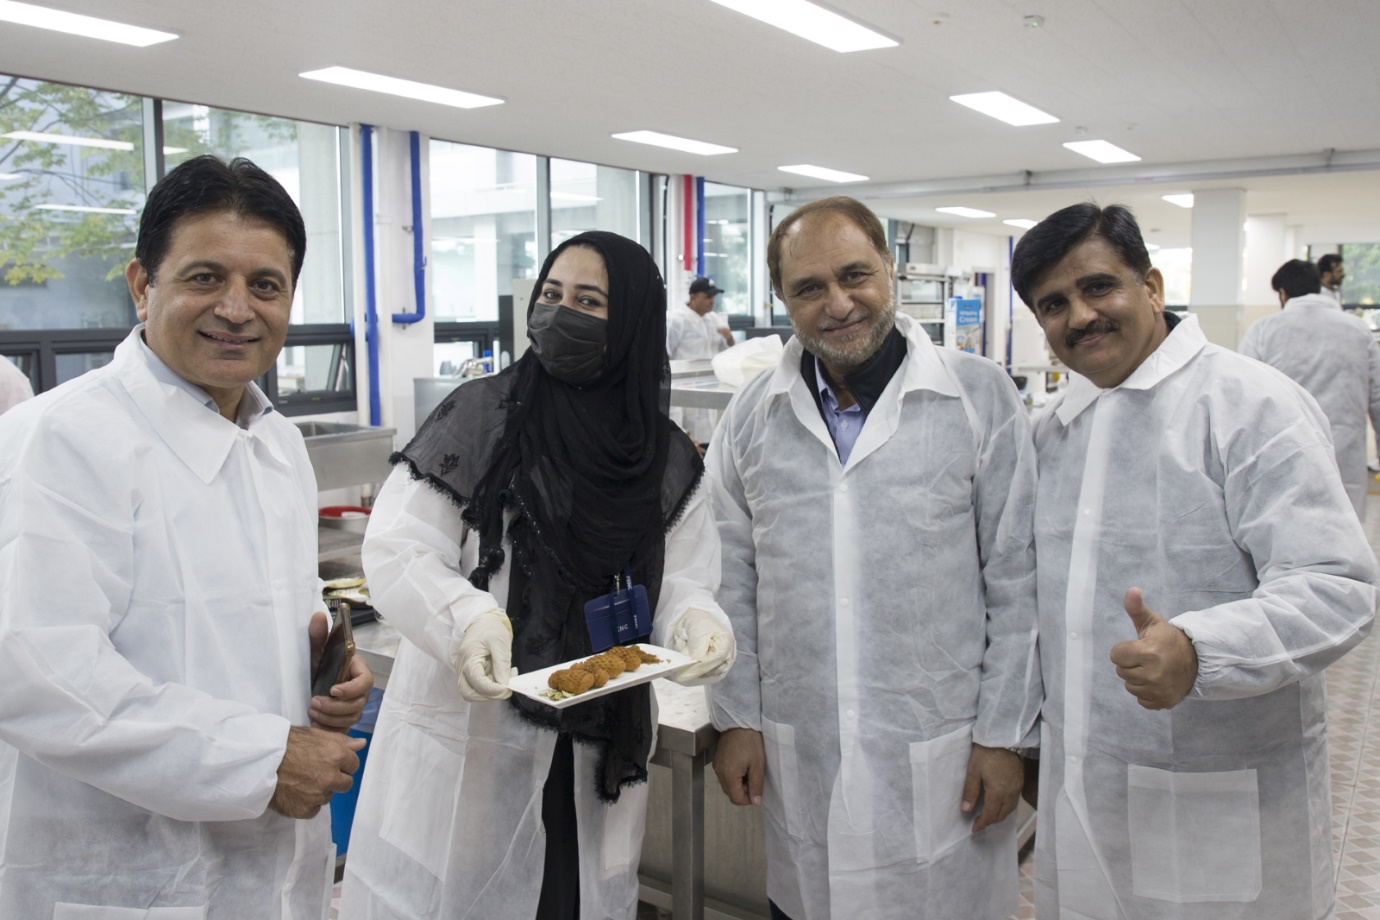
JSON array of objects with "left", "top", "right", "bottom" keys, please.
[{"left": 339, "top": 232, "right": 735, "bottom": 920}]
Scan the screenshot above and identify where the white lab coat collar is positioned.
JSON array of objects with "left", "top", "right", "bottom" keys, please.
[
  {"left": 1054, "top": 312, "right": 1208, "bottom": 426},
  {"left": 1285, "top": 292, "right": 1343, "bottom": 312},
  {"left": 113, "top": 327, "right": 286, "bottom": 484}
]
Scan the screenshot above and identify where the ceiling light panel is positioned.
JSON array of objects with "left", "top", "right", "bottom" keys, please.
[
  {"left": 950, "top": 92, "right": 1058, "bottom": 127},
  {"left": 936, "top": 206, "right": 996, "bottom": 219},
  {"left": 1162, "top": 194, "right": 1195, "bottom": 208},
  {"left": 778, "top": 164, "right": 868, "bottom": 183},
  {"left": 35, "top": 203, "right": 136, "bottom": 214},
  {"left": 1062, "top": 140, "right": 1141, "bottom": 164},
  {"left": 300, "top": 67, "right": 503, "bottom": 109},
  {"left": 708, "top": 0, "right": 897, "bottom": 53},
  {"left": 1003, "top": 218, "right": 1038, "bottom": 229},
  {"left": 611, "top": 131, "right": 737, "bottom": 156},
  {"left": 0, "top": 0, "right": 176, "bottom": 46}
]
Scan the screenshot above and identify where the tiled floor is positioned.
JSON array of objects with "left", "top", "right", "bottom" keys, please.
[{"left": 333, "top": 499, "right": 1380, "bottom": 920}]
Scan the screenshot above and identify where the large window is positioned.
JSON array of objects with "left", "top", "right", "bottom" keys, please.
[
  {"left": 0, "top": 77, "right": 144, "bottom": 332},
  {"left": 702, "top": 182, "right": 751, "bottom": 316},
  {"left": 430, "top": 140, "right": 538, "bottom": 323},
  {"left": 1338, "top": 243, "right": 1380, "bottom": 307},
  {"left": 550, "top": 159, "right": 643, "bottom": 246}
]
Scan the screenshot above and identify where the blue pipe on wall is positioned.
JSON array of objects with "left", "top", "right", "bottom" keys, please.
[
  {"left": 695, "top": 176, "right": 706, "bottom": 278},
  {"left": 360, "top": 124, "right": 382, "bottom": 427},
  {"left": 393, "top": 130, "right": 426, "bottom": 325}
]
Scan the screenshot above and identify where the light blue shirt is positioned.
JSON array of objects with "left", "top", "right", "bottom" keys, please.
[
  {"left": 137, "top": 328, "right": 272, "bottom": 429},
  {"left": 814, "top": 356, "right": 865, "bottom": 464}
]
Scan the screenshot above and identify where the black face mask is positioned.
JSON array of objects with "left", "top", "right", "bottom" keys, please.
[{"left": 528, "top": 303, "right": 607, "bottom": 384}]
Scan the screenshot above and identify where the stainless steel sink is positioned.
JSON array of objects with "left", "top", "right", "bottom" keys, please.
[{"left": 294, "top": 421, "right": 396, "bottom": 491}]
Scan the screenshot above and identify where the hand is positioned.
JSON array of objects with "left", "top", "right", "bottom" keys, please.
[
  {"left": 310, "top": 653, "right": 374, "bottom": 732},
  {"left": 670, "top": 608, "right": 736, "bottom": 683},
  {"left": 1110, "top": 587, "right": 1198, "bottom": 710},
  {"left": 457, "top": 610, "right": 514, "bottom": 701},
  {"left": 962, "top": 744, "right": 1023, "bottom": 833},
  {"left": 713, "top": 728, "right": 765, "bottom": 806},
  {"left": 269, "top": 726, "right": 366, "bottom": 819},
  {"left": 718, "top": 327, "right": 735, "bottom": 348}
]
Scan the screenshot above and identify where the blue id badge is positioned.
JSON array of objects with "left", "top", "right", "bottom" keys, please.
[{"left": 583, "top": 565, "right": 652, "bottom": 653}]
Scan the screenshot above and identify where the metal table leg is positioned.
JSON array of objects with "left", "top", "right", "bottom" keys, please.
[{"left": 670, "top": 749, "right": 705, "bottom": 920}]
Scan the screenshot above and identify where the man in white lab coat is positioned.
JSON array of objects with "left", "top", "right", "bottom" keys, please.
[
  {"left": 1238, "top": 258, "right": 1380, "bottom": 518},
  {"left": 1014, "top": 202, "right": 1377, "bottom": 920},
  {"left": 1318, "top": 251, "right": 1345, "bottom": 303},
  {"left": 667, "top": 276, "right": 735, "bottom": 444},
  {"left": 0, "top": 155, "right": 372, "bottom": 919},
  {"left": 708, "top": 196, "right": 1041, "bottom": 920},
  {"left": 0, "top": 354, "right": 33, "bottom": 414}
]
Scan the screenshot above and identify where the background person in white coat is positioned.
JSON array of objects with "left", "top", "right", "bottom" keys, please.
[
  {"left": 667, "top": 276, "right": 734, "bottom": 445},
  {"left": 0, "top": 155, "right": 373, "bottom": 919},
  {"left": 1318, "top": 252, "right": 1345, "bottom": 303},
  {"left": 1238, "top": 258, "right": 1380, "bottom": 518},
  {"left": 707, "top": 197, "right": 1041, "bottom": 920},
  {"left": 339, "top": 232, "right": 734, "bottom": 920},
  {"left": 0, "top": 355, "right": 33, "bottom": 414},
  {"left": 1014, "top": 202, "right": 1377, "bottom": 920}
]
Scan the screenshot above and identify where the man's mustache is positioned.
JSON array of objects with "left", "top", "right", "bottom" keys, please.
[{"left": 1066, "top": 320, "right": 1118, "bottom": 348}]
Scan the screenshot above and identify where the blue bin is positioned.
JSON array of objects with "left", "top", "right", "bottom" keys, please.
[{"left": 330, "top": 688, "right": 383, "bottom": 855}]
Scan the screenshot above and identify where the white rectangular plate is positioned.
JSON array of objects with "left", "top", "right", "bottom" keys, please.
[{"left": 508, "top": 644, "right": 693, "bottom": 709}]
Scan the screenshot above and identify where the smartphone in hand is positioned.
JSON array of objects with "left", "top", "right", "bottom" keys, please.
[{"left": 311, "top": 601, "right": 356, "bottom": 698}]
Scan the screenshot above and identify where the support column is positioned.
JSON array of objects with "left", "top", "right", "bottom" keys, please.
[
  {"left": 1188, "top": 188, "right": 1247, "bottom": 348},
  {"left": 1242, "top": 213, "right": 1289, "bottom": 339}
]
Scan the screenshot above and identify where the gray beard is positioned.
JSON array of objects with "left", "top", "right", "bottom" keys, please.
[{"left": 791, "top": 295, "right": 897, "bottom": 373}]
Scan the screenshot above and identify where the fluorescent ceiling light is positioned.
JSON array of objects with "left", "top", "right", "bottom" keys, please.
[
  {"left": 611, "top": 131, "right": 736, "bottom": 156},
  {"left": 6, "top": 130, "right": 131, "bottom": 150},
  {"left": 34, "top": 203, "right": 135, "bottom": 215},
  {"left": 550, "top": 192, "right": 601, "bottom": 202},
  {"left": 778, "top": 164, "right": 869, "bottom": 183},
  {"left": 5, "top": 131, "right": 187, "bottom": 155},
  {"left": 1062, "top": 140, "right": 1141, "bottom": 164},
  {"left": 707, "top": 0, "right": 897, "bottom": 52},
  {"left": 1146, "top": 243, "right": 1161, "bottom": 252},
  {"left": 300, "top": 66, "right": 503, "bottom": 109},
  {"left": 1003, "top": 218, "right": 1039, "bottom": 229},
  {"left": 0, "top": 0, "right": 176, "bottom": 46},
  {"left": 936, "top": 206, "right": 996, "bottom": 219},
  {"left": 0, "top": 172, "right": 21, "bottom": 180},
  {"left": 950, "top": 92, "right": 1058, "bottom": 127},
  {"left": 1162, "top": 193, "right": 1194, "bottom": 208}
]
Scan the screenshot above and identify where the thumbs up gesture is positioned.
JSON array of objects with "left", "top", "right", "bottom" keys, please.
[{"left": 1109, "top": 587, "right": 1199, "bottom": 710}]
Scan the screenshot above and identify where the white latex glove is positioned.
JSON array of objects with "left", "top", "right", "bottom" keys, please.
[
  {"left": 670, "top": 608, "right": 736, "bottom": 684},
  {"left": 457, "top": 610, "right": 515, "bottom": 701}
]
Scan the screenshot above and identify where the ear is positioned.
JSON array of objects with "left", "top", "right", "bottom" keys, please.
[
  {"left": 1143, "top": 266, "right": 1166, "bottom": 313},
  {"left": 126, "top": 259, "right": 152, "bottom": 322}
]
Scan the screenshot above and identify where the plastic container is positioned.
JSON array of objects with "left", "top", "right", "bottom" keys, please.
[
  {"left": 330, "top": 687, "right": 384, "bottom": 855},
  {"left": 319, "top": 505, "right": 371, "bottom": 534}
]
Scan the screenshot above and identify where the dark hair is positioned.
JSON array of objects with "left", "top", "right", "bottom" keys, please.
[
  {"left": 135, "top": 155, "right": 306, "bottom": 286},
  {"left": 768, "top": 196, "right": 891, "bottom": 296},
  {"left": 1317, "top": 253, "right": 1343, "bottom": 276},
  {"left": 1011, "top": 203, "right": 1151, "bottom": 310},
  {"left": 1272, "top": 259, "right": 1322, "bottom": 299}
]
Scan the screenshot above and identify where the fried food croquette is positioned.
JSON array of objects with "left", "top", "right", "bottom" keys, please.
[
  {"left": 573, "top": 660, "right": 611, "bottom": 688},
  {"left": 547, "top": 668, "right": 596, "bottom": 695},
  {"left": 608, "top": 645, "right": 643, "bottom": 671},
  {"left": 587, "top": 652, "right": 627, "bottom": 678}
]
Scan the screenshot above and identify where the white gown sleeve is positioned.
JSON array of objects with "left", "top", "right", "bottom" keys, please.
[
  {"left": 361, "top": 466, "right": 505, "bottom": 671},
  {"left": 0, "top": 448, "right": 289, "bottom": 823},
  {"left": 705, "top": 407, "right": 763, "bottom": 732},
  {"left": 1172, "top": 385, "right": 1378, "bottom": 699}
]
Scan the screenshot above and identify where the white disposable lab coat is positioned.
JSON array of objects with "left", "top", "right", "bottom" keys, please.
[
  {"left": 1238, "top": 292, "right": 1380, "bottom": 517},
  {"left": 0, "top": 329, "right": 334, "bottom": 919},
  {"left": 1032, "top": 314, "right": 1378, "bottom": 920},
  {"left": 338, "top": 467, "right": 729, "bottom": 920},
  {"left": 706, "top": 313, "right": 1041, "bottom": 920},
  {"left": 0, "top": 355, "right": 33, "bottom": 415},
  {"left": 667, "top": 303, "right": 730, "bottom": 443}
]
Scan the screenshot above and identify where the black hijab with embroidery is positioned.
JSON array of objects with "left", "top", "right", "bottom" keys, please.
[{"left": 392, "top": 231, "right": 702, "bottom": 801}]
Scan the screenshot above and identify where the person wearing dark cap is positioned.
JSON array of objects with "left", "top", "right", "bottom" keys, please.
[{"left": 668, "top": 277, "right": 735, "bottom": 444}]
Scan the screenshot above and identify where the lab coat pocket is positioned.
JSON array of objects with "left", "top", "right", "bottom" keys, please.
[
  {"left": 761, "top": 716, "right": 803, "bottom": 838},
  {"left": 53, "top": 906, "right": 207, "bottom": 919},
  {"left": 909, "top": 725, "right": 973, "bottom": 862},
  {"left": 1127, "top": 764, "right": 1262, "bottom": 903},
  {"left": 379, "top": 723, "right": 463, "bottom": 882}
]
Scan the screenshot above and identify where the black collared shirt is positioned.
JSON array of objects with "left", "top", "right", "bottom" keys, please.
[{"left": 800, "top": 325, "right": 908, "bottom": 424}]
